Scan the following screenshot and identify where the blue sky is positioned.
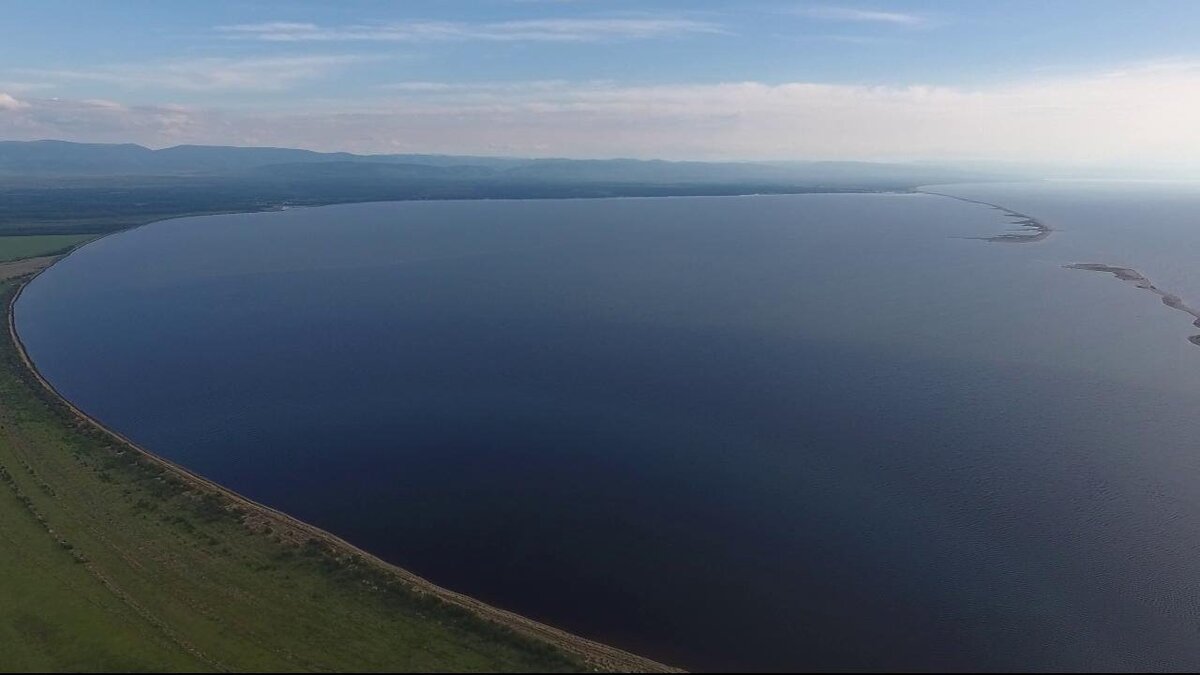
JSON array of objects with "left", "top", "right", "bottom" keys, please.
[{"left": 3, "top": 1, "right": 1200, "bottom": 166}]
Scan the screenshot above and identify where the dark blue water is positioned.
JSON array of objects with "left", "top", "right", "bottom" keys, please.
[{"left": 17, "top": 188, "right": 1200, "bottom": 671}]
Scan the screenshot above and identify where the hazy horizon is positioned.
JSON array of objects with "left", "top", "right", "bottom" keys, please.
[
  {"left": 3, "top": 1, "right": 1200, "bottom": 174},
  {"left": 8, "top": 137, "right": 1198, "bottom": 182}
]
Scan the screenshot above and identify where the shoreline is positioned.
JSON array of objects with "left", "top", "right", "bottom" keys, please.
[
  {"left": 1, "top": 186, "right": 1057, "bottom": 671},
  {"left": 0, "top": 185, "right": 918, "bottom": 238},
  {"left": 0, "top": 186, "right": 1041, "bottom": 672},
  {"left": 6, "top": 268, "right": 679, "bottom": 673},
  {"left": 918, "top": 189, "right": 1052, "bottom": 243},
  {"left": 1065, "top": 263, "right": 1200, "bottom": 347},
  {"left": 2, "top": 189, "right": 920, "bottom": 277}
]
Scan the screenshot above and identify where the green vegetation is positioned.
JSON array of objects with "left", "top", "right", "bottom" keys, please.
[
  {"left": 0, "top": 281, "right": 584, "bottom": 673},
  {"left": 0, "top": 235, "right": 94, "bottom": 261}
]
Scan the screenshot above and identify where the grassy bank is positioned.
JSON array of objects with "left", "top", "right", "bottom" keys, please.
[
  {"left": 0, "top": 235, "right": 95, "bottom": 262},
  {"left": 0, "top": 277, "right": 608, "bottom": 673}
]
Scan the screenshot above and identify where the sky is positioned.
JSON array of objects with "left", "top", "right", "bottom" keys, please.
[{"left": 2, "top": 0, "right": 1200, "bottom": 168}]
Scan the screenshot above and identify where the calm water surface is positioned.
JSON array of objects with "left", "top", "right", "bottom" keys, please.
[{"left": 16, "top": 185, "right": 1200, "bottom": 670}]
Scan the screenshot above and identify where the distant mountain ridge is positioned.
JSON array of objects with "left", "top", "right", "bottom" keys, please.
[
  {"left": 0, "top": 140, "right": 1031, "bottom": 237},
  {"left": 0, "top": 140, "right": 371, "bottom": 175},
  {"left": 0, "top": 139, "right": 1012, "bottom": 188}
]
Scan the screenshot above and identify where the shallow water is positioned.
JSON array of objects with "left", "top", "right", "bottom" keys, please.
[{"left": 16, "top": 185, "right": 1200, "bottom": 670}]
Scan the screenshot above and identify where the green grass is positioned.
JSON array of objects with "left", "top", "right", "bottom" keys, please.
[
  {"left": 0, "top": 281, "right": 585, "bottom": 673},
  {"left": 0, "top": 235, "right": 95, "bottom": 262}
]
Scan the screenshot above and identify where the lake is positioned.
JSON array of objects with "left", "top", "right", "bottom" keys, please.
[{"left": 16, "top": 184, "right": 1200, "bottom": 670}]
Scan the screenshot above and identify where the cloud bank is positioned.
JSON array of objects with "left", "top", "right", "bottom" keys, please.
[
  {"left": 218, "top": 17, "right": 725, "bottom": 43},
  {"left": 16, "top": 55, "right": 369, "bottom": 92},
  {"left": 793, "top": 6, "right": 928, "bottom": 26},
  {"left": 2, "top": 61, "right": 1198, "bottom": 168}
]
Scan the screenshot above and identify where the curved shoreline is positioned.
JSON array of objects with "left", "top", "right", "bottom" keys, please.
[
  {"left": 6, "top": 269, "right": 679, "bottom": 673},
  {"left": 918, "top": 189, "right": 1053, "bottom": 243},
  {"left": 2, "top": 187, "right": 1036, "bottom": 671},
  {"left": 1065, "top": 263, "right": 1200, "bottom": 347},
  {"left": 5, "top": 191, "right": 942, "bottom": 672}
]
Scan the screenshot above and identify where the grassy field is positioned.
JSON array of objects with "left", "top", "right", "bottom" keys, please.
[
  {"left": 0, "top": 279, "right": 590, "bottom": 673},
  {"left": 0, "top": 235, "right": 94, "bottom": 262}
]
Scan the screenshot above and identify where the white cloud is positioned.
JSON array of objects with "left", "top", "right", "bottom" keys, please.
[
  {"left": 17, "top": 55, "right": 367, "bottom": 92},
  {"left": 0, "top": 97, "right": 204, "bottom": 142},
  {"left": 218, "top": 17, "right": 725, "bottom": 43},
  {"left": 0, "top": 93, "right": 29, "bottom": 111},
  {"left": 379, "top": 79, "right": 575, "bottom": 94},
  {"left": 794, "top": 5, "right": 927, "bottom": 26},
  {"left": 3, "top": 62, "right": 1200, "bottom": 169}
]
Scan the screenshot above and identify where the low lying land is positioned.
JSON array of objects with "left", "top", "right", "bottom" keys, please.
[
  {"left": 0, "top": 176, "right": 901, "bottom": 236},
  {"left": 0, "top": 255, "right": 59, "bottom": 282},
  {"left": 0, "top": 273, "right": 673, "bottom": 672},
  {"left": 919, "top": 190, "right": 1052, "bottom": 243},
  {"left": 0, "top": 140, "right": 1013, "bottom": 237},
  {"left": 1066, "top": 263, "right": 1200, "bottom": 347},
  {"left": 0, "top": 235, "right": 95, "bottom": 262},
  {"left": 0, "top": 235, "right": 94, "bottom": 281}
]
